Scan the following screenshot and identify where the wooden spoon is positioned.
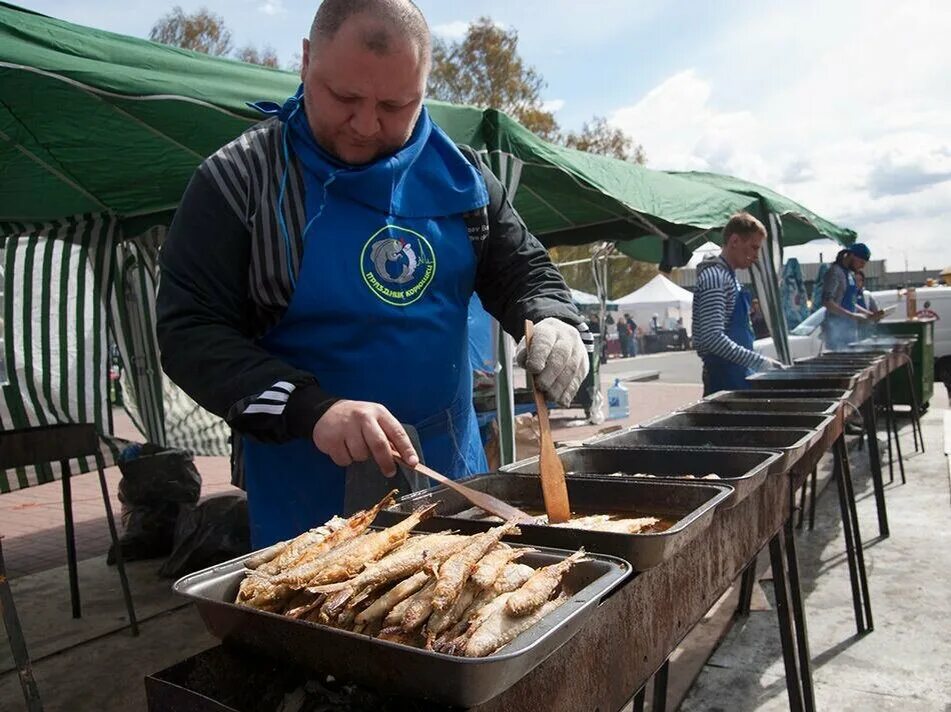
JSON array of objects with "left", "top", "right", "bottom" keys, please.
[
  {"left": 391, "top": 452, "right": 535, "bottom": 524},
  {"left": 524, "top": 320, "right": 572, "bottom": 524}
]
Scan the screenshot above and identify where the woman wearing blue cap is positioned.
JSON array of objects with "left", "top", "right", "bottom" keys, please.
[{"left": 821, "top": 243, "right": 884, "bottom": 350}]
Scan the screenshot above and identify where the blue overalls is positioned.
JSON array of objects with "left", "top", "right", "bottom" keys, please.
[
  {"left": 702, "top": 276, "right": 755, "bottom": 396},
  {"left": 823, "top": 265, "right": 859, "bottom": 351},
  {"left": 242, "top": 90, "right": 490, "bottom": 547}
]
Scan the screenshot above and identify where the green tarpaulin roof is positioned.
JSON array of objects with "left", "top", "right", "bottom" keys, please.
[
  {"left": 670, "top": 171, "right": 857, "bottom": 247},
  {"left": 0, "top": 2, "right": 853, "bottom": 258}
]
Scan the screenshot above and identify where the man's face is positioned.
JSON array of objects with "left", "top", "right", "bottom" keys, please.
[
  {"left": 855, "top": 273, "right": 865, "bottom": 289},
  {"left": 850, "top": 255, "right": 868, "bottom": 272},
  {"left": 300, "top": 18, "right": 426, "bottom": 165},
  {"left": 728, "top": 232, "right": 765, "bottom": 270}
]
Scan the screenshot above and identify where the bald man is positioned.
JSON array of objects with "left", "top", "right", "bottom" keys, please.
[{"left": 157, "top": 0, "right": 591, "bottom": 546}]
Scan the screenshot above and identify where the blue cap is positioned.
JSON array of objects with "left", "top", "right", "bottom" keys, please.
[{"left": 848, "top": 243, "right": 871, "bottom": 261}]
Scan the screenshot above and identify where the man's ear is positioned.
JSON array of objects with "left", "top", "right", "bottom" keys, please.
[{"left": 300, "top": 38, "right": 310, "bottom": 82}]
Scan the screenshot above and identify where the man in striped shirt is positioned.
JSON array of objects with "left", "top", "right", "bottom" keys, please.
[{"left": 693, "top": 213, "right": 785, "bottom": 395}]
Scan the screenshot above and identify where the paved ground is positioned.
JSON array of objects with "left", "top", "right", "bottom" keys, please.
[{"left": 0, "top": 353, "right": 703, "bottom": 578}]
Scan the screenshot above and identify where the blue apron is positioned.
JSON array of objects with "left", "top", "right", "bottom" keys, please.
[
  {"left": 823, "top": 265, "right": 859, "bottom": 350},
  {"left": 703, "top": 278, "right": 754, "bottom": 396},
  {"left": 243, "top": 90, "right": 489, "bottom": 547}
]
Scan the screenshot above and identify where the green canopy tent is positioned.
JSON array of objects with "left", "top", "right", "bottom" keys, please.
[
  {"left": 0, "top": 2, "right": 788, "bottom": 482},
  {"left": 670, "top": 171, "right": 857, "bottom": 364}
]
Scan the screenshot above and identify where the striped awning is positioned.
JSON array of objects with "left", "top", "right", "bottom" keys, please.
[{"left": 0, "top": 215, "right": 125, "bottom": 491}]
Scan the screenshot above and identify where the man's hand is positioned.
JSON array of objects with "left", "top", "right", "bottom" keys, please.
[
  {"left": 762, "top": 357, "right": 787, "bottom": 370},
  {"left": 870, "top": 309, "right": 886, "bottom": 322},
  {"left": 516, "top": 318, "right": 589, "bottom": 406},
  {"left": 312, "top": 400, "right": 418, "bottom": 477}
]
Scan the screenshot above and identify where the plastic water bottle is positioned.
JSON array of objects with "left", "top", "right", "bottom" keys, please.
[{"left": 607, "top": 378, "right": 629, "bottom": 420}]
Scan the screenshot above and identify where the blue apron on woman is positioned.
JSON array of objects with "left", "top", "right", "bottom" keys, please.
[
  {"left": 702, "top": 277, "right": 755, "bottom": 396},
  {"left": 242, "top": 89, "right": 490, "bottom": 547},
  {"left": 823, "top": 265, "right": 859, "bottom": 351}
]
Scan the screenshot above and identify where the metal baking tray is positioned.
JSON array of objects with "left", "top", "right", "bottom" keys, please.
[
  {"left": 706, "top": 388, "right": 851, "bottom": 402},
  {"left": 683, "top": 398, "right": 840, "bottom": 415},
  {"left": 502, "top": 446, "right": 777, "bottom": 509},
  {"left": 376, "top": 474, "right": 733, "bottom": 570},
  {"left": 642, "top": 410, "right": 834, "bottom": 431},
  {"left": 796, "top": 356, "right": 888, "bottom": 380},
  {"left": 746, "top": 371, "right": 862, "bottom": 390},
  {"left": 587, "top": 426, "right": 816, "bottom": 476},
  {"left": 173, "top": 543, "right": 630, "bottom": 708}
]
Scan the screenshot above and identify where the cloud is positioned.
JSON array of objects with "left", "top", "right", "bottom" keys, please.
[
  {"left": 258, "top": 0, "right": 285, "bottom": 16},
  {"left": 867, "top": 145, "right": 951, "bottom": 198},
  {"left": 432, "top": 20, "right": 470, "bottom": 40},
  {"left": 605, "top": 0, "right": 951, "bottom": 268},
  {"left": 542, "top": 99, "right": 565, "bottom": 114}
]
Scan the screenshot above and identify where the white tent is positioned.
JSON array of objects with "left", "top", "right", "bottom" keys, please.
[
  {"left": 570, "top": 288, "right": 617, "bottom": 307},
  {"left": 615, "top": 274, "right": 694, "bottom": 336}
]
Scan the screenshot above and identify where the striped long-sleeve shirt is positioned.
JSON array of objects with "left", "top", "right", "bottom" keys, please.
[{"left": 693, "top": 256, "right": 766, "bottom": 370}]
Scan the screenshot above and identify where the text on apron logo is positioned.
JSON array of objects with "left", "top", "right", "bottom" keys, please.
[{"left": 360, "top": 225, "right": 437, "bottom": 306}]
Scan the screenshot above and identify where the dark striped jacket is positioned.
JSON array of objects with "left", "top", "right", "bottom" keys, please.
[{"left": 157, "top": 117, "right": 589, "bottom": 445}]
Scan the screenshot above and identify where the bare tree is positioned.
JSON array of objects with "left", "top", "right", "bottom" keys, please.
[{"left": 149, "top": 6, "right": 233, "bottom": 56}]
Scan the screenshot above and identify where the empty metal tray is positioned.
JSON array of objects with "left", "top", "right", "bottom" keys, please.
[
  {"left": 376, "top": 473, "right": 733, "bottom": 570},
  {"left": 683, "top": 399, "right": 840, "bottom": 415},
  {"left": 502, "top": 446, "right": 777, "bottom": 508},
  {"left": 174, "top": 544, "right": 630, "bottom": 708},
  {"left": 707, "top": 388, "right": 851, "bottom": 402},
  {"left": 588, "top": 426, "right": 816, "bottom": 476}
]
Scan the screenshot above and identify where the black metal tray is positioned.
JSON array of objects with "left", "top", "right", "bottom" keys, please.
[
  {"left": 376, "top": 473, "right": 733, "bottom": 571},
  {"left": 683, "top": 398, "right": 840, "bottom": 415},
  {"left": 642, "top": 410, "right": 834, "bottom": 431},
  {"left": 706, "top": 388, "right": 851, "bottom": 402},
  {"left": 502, "top": 446, "right": 777, "bottom": 509},
  {"left": 746, "top": 372, "right": 862, "bottom": 390},
  {"left": 587, "top": 426, "right": 816, "bottom": 476},
  {"left": 173, "top": 544, "right": 630, "bottom": 708}
]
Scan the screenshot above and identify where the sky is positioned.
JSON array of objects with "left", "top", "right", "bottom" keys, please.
[{"left": 19, "top": 0, "right": 951, "bottom": 271}]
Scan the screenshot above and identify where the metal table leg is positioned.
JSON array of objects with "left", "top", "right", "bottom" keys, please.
[
  {"left": 784, "top": 493, "right": 816, "bottom": 712},
  {"left": 96, "top": 456, "right": 139, "bottom": 636},
  {"left": 59, "top": 459, "right": 81, "bottom": 619},
  {"left": 769, "top": 532, "right": 805, "bottom": 712},
  {"left": 904, "top": 361, "right": 924, "bottom": 453},
  {"left": 861, "top": 399, "right": 890, "bottom": 539},
  {"left": 652, "top": 659, "right": 669, "bottom": 712},
  {"left": 1, "top": 538, "right": 45, "bottom": 712},
  {"left": 735, "top": 559, "right": 757, "bottom": 618},
  {"left": 884, "top": 377, "right": 907, "bottom": 485},
  {"left": 833, "top": 436, "right": 874, "bottom": 634},
  {"left": 808, "top": 468, "right": 818, "bottom": 532}
]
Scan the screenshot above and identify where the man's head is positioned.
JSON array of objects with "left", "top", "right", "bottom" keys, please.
[
  {"left": 855, "top": 270, "right": 866, "bottom": 289},
  {"left": 300, "top": 0, "right": 430, "bottom": 165},
  {"left": 751, "top": 297, "right": 761, "bottom": 312},
  {"left": 721, "top": 212, "right": 767, "bottom": 270},
  {"left": 843, "top": 243, "right": 871, "bottom": 272}
]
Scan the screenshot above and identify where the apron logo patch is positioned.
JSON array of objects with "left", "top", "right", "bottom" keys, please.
[{"left": 360, "top": 225, "right": 436, "bottom": 306}]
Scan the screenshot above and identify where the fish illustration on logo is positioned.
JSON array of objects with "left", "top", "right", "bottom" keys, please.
[
  {"left": 370, "top": 237, "right": 418, "bottom": 284},
  {"left": 361, "top": 225, "right": 436, "bottom": 307}
]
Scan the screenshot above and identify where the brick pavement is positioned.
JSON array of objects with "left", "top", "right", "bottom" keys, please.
[{"left": 0, "top": 380, "right": 700, "bottom": 578}]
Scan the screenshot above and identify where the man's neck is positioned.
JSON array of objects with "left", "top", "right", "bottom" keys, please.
[{"left": 719, "top": 250, "right": 741, "bottom": 271}]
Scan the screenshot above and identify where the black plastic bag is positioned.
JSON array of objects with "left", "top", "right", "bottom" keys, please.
[
  {"left": 159, "top": 493, "right": 250, "bottom": 579},
  {"left": 117, "top": 443, "right": 201, "bottom": 505},
  {"left": 108, "top": 443, "right": 203, "bottom": 565}
]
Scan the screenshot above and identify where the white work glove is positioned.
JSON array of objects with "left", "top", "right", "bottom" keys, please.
[
  {"left": 761, "top": 357, "right": 787, "bottom": 371},
  {"left": 516, "top": 318, "right": 590, "bottom": 406}
]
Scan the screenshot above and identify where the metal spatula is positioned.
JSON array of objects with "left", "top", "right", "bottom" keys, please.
[
  {"left": 392, "top": 452, "right": 535, "bottom": 524},
  {"left": 524, "top": 320, "right": 572, "bottom": 524}
]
